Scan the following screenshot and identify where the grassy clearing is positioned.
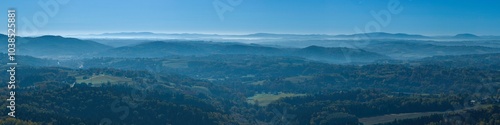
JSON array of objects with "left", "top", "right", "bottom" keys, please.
[
  {"left": 76, "top": 74, "right": 133, "bottom": 86},
  {"left": 359, "top": 104, "right": 491, "bottom": 125},
  {"left": 162, "top": 60, "right": 188, "bottom": 68},
  {"left": 247, "top": 93, "right": 306, "bottom": 106},
  {"left": 284, "top": 75, "right": 313, "bottom": 83},
  {"left": 250, "top": 80, "right": 265, "bottom": 85}
]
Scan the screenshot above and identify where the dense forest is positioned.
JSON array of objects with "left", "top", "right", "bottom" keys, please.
[{"left": 1, "top": 52, "right": 499, "bottom": 124}]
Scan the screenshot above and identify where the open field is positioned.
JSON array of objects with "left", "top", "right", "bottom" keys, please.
[
  {"left": 75, "top": 74, "right": 133, "bottom": 86},
  {"left": 284, "top": 75, "right": 314, "bottom": 83},
  {"left": 162, "top": 60, "right": 189, "bottom": 68},
  {"left": 247, "top": 93, "right": 306, "bottom": 106},
  {"left": 359, "top": 105, "right": 492, "bottom": 125}
]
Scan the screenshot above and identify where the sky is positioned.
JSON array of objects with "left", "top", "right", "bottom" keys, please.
[{"left": 0, "top": 0, "right": 499, "bottom": 36}]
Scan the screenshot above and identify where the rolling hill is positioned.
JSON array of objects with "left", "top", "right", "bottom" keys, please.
[
  {"left": 99, "top": 41, "right": 388, "bottom": 63},
  {"left": 1, "top": 35, "right": 112, "bottom": 59},
  {"left": 363, "top": 40, "right": 500, "bottom": 59}
]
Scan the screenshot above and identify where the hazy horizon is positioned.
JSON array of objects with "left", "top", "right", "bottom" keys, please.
[{"left": 3, "top": 31, "right": 500, "bottom": 38}]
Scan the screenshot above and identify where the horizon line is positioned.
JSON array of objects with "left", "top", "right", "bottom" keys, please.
[{"left": 1, "top": 32, "right": 498, "bottom": 37}]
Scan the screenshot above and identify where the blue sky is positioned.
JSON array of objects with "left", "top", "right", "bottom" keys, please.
[{"left": 0, "top": 0, "right": 499, "bottom": 36}]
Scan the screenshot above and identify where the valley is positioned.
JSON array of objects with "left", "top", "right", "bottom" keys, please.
[{"left": 0, "top": 33, "right": 499, "bottom": 124}]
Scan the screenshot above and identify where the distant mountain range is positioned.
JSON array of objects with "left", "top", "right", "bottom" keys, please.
[
  {"left": 71, "top": 32, "right": 500, "bottom": 40},
  {"left": 453, "top": 33, "right": 480, "bottom": 39},
  {"left": 1, "top": 33, "right": 499, "bottom": 63},
  {"left": 335, "top": 32, "right": 429, "bottom": 39},
  {"left": 1, "top": 34, "right": 389, "bottom": 63}
]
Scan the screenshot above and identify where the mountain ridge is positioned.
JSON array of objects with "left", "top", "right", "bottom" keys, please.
[
  {"left": 0, "top": 35, "right": 112, "bottom": 59},
  {"left": 70, "top": 32, "right": 498, "bottom": 39},
  {"left": 100, "top": 41, "right": 388, "bottom": 63}
]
